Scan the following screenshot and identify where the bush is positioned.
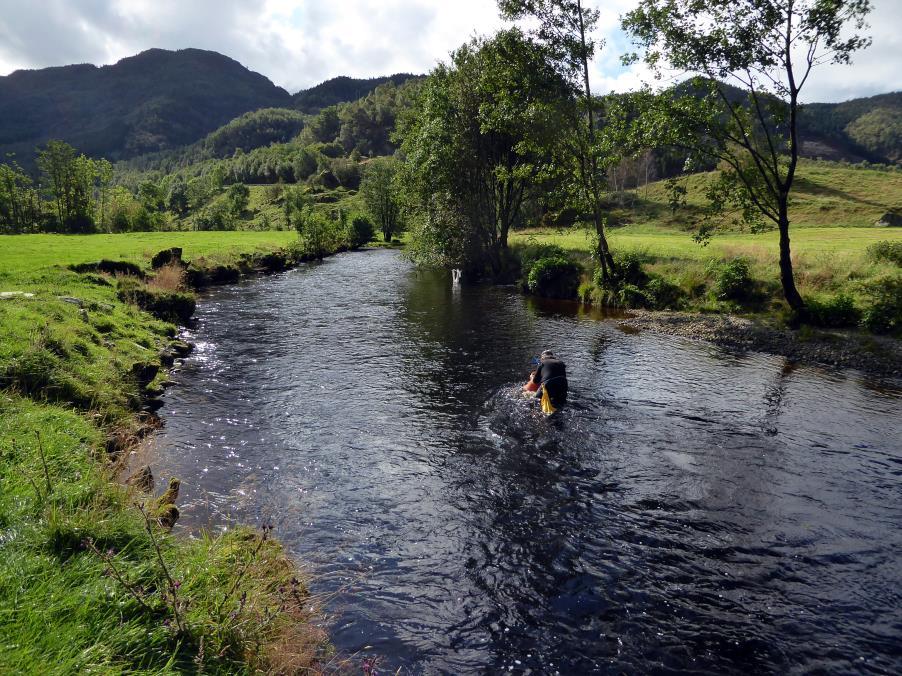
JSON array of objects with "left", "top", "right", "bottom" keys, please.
[
  {"left": 527, "top": 256, "right": 582, "bottom": 299},
  {"left": 867, "top": 240, "right": 902, "bottom": 267},
  {"left": 860, "top": 276, "right": 902, "bottom": 334},
  {"left": 615, "top": 250, "right": 652, "bottom": 286},
  {"left": 347, "top": 214, "right": 375, "bottom": 248},
  {"left": 804, "top": 294, "right": 862, "bottom": 328},
  {"left": 645, "top": 276, "right": 685, "bottom": 310},
  {"left": 517, "top": 242, "right": 568, "bottom": 274},
  {"left": 710, "top": 257, "right": 753, "bottom": 302}
]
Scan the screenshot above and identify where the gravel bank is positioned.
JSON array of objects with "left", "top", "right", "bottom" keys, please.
[{"left": 618, "top": 310, "right": 902, "bottom": 378}]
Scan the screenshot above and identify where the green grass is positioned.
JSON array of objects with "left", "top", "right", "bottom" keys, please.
[
  {"left": 0, "top": 231, "right": 298, "bottom": 274},
  {"left": 0, "top": 232, "right": 328, "bottom": 672},
  {"left": 621, "top": 158, "right": 902, "bottom": 230}
]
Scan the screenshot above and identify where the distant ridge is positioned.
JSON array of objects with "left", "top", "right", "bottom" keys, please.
[
  {"left": 0, "top": 48, "right": 292, "bottom": 164},
  {"left": 292, "top": 73, "right": 421, "bottom": 113}
]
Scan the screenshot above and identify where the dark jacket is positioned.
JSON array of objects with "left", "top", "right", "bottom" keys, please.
[{"left": 534, "top": 357, "right": 568, "bottom": 407}]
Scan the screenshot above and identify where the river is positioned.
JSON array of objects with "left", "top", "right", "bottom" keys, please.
[{"left": 148, "top": 248, "right": 902, "bottom": 674}]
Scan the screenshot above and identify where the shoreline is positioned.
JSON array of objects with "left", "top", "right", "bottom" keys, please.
[
  {"left": 617, "top": 309, "right": 902, "bottom": 378},
  {"left": 0, "top": 236, "right": 347, "bottom": 673}
]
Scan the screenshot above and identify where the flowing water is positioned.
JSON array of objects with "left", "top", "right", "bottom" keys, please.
[{"left": 148, "top": 249, "right": 902, "bottom": 674}]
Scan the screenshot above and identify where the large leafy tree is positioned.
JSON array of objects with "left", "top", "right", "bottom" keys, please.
[
  {"left": 498, "top": 0, "right": 618, "bottom": 279},
  {"left": 398, "top": 28, "right": 569, "bottom": 274},
  {"left": 360, "top": 157, "right": 404, "bottom": 242},
  {"left": 622, "top": 0, "right": 872, "bottom": 311}
]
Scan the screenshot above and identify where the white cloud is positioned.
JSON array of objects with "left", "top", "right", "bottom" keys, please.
[{"left": 0, "top": 0, "right": 898, "bottom": 101}]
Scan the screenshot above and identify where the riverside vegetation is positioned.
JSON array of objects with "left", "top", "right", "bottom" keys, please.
[{"left": 0, "top": 223, "right": 369, "bottom": 672}]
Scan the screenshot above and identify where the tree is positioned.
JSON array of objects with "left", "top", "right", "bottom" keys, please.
[
  {"left": 95, "top": 159, "right": 113, "bottom": 231},
  {"left": 360, "top": 157, "right": 403, "bottom": 242},
  {"left": 498, "top": 0, "right": 618, "bottom": 279},
  {"left": 398, "top": 29, "right": 569, "bottom": 274},
  {"left": 37, "top": 140, "right": 76, "bottom": 230},
  {"left": 226, "top": 182, "right": 250, "bottom": 216},
  {"left": 622, "top": 0, "right": 873, "bottom": 311},
  {"left": 167, "top": 177, "right": 190, "bottom": 216},
  {"left": 0, "top": 160, "right": 41, "bottom": 233}
]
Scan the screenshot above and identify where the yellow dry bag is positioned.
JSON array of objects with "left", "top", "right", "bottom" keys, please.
[{"left": 540, "top": 387, "right": 557, "bottom": 415}]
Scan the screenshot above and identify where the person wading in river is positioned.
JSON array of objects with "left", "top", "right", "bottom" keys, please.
[{"left": 533, "top": 350, "right": 568, "bottom": 415}]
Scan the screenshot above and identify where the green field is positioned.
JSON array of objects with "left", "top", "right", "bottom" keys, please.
[
  {"left": 623, "top": 158, "right": 902, "bottom": 230},
  {"left": 0, "top": 230, "right": 298, "bottom": 274},
  {"left": 513, "top": 224, "right": 902, "bottom": 259}
]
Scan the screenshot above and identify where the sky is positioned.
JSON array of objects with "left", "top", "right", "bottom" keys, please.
[{"left": 0, "top": 0, "right": 899, "bottom": 103}]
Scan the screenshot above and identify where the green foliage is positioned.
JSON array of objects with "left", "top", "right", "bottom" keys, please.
[
  {"left": 226, "top": 182, "right": 250, "bottom": 216},
  {"left": 527, "top": 255, "right": 582, "bottom": 298},
  {"left": 844, "top": 106, "right": 902, "bottom": 163},
  {"left": 867, "top": 240, "right": 902, "bottom": 266},
  {"left": 708, "top": 257, "right": 754, "bottom": 303},
  {"left": 399, "top": 28, "right": 571, "bottom": 273},
  {"left": 204, "top": 108, "right": 305, "bottom": 157},
  {"left": 293, "top": 73, "right": 419, "bottom": 113},
  {"left": 348, "top": 214, "right": 375, "bottom": 248},
  {"left": 859, "top": 275, "right": 902, "bottom": 334},
  {"left": 803, "top": 294, "right": 862, "bottom": 328},
  {"left": 360, "top": 157, "right": 404, "bottom": 242}
]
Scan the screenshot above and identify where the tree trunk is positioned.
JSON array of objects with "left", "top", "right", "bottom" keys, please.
[{"left": 778, "top": 201, "right": 804, "bottom": 312}]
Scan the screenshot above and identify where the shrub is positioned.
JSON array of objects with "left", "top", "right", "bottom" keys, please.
[
  {"left": 867, "top": 240, "right": 902, "bottom": 267},
  {"left": 710, "top": 257, "right": 753, "bottom": 302},
  {"left": 518, "top": 242, "right": 568, "bottom": 274},
  {"left": 804, "top": 294, "right": 861, "bottom": 328},
  {"left": 347, "top": 214, "right": 375, "bottom": 248},
  {"left": 645, "top": 276, "right": 685, "bottom": 310},
  {"left": 860, "top": 275, "right": 902, "bottom": 334},
  {"left": 526, "top": 256, "right": 582, "bottom": 299},
  {"left": 617, "top": 283, "right": 651, "bottom": 308},
  {"left": 615, "top": 250, "right": 652, "bottom": 286}
]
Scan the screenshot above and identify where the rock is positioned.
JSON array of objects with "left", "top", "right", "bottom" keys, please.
[
  {"left": 0, "top": 291, "right": 35, "bottom": 299},
  {"left": 142, "top": 397, "right": 165, "bottom": 413},
  {"left": 131, "top": 361, "right": 159, "bottom": 386},
  {"left": 169, "top": 340, "right": 194, "bottom": 358},
  {"left": 156, "top": 504, "right": 180, "bottom": 529},
  {"left": 151, "top": 247, "right": 183, "bottom": 269},
  {"left": 155, "top": 477, "right": 180, "bottom": 507},
  {"left": 126, "top": 465, "right": 155, "bottom": 493},
  {"left": 875, "top": 210, "right": 902, "bottom": 227},
  {"left": 58, "top": 296, "right": 85, "bottom": 307}
]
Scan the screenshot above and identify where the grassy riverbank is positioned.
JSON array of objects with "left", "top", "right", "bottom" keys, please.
[
  {"left": 511, "top": 161, "right": 902, "bottom": 332},
  {"left": 0, "top": 232, "right": 329, "bottom": 672}
]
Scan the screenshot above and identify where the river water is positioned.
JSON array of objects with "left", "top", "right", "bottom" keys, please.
[{"left": 149, "top": 249, "right": 902, "bottom": 674}]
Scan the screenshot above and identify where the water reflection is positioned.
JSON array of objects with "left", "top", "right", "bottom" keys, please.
[{"left": 150, "top": 249, "right": 902, "bottom": 674}]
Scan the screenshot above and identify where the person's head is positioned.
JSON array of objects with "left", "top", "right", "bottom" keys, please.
[
  {"left": 540, "top": 349, "right": 555, "bottom": 361},
  {"left": 529, "top": 370, "right": 537, "bottom": 377}
]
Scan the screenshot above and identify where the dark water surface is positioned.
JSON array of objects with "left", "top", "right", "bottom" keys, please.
[{"left": 149, "top": 249, "right": 902, "bottom": 674}]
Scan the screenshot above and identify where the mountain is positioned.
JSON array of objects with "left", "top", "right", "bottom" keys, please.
[
  {"left": 292, "top": 74, "right": 420, "bottom": 113},
  {"left": 0, "top": 48, "right": 292, "bottom": 165},
  {"left": 800, "top": 92, "right": 902, "bottom": 164}
]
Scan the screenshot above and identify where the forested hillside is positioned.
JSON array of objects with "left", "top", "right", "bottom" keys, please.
[
  {"left": 801, "top": 92, "right": 902, "bottom": 163},
  {"left": 292, "top": 74, "right": 420, "bottom": 113},
  {"left": 0, "top": 49, "right": 292, "bottom": 164}
]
